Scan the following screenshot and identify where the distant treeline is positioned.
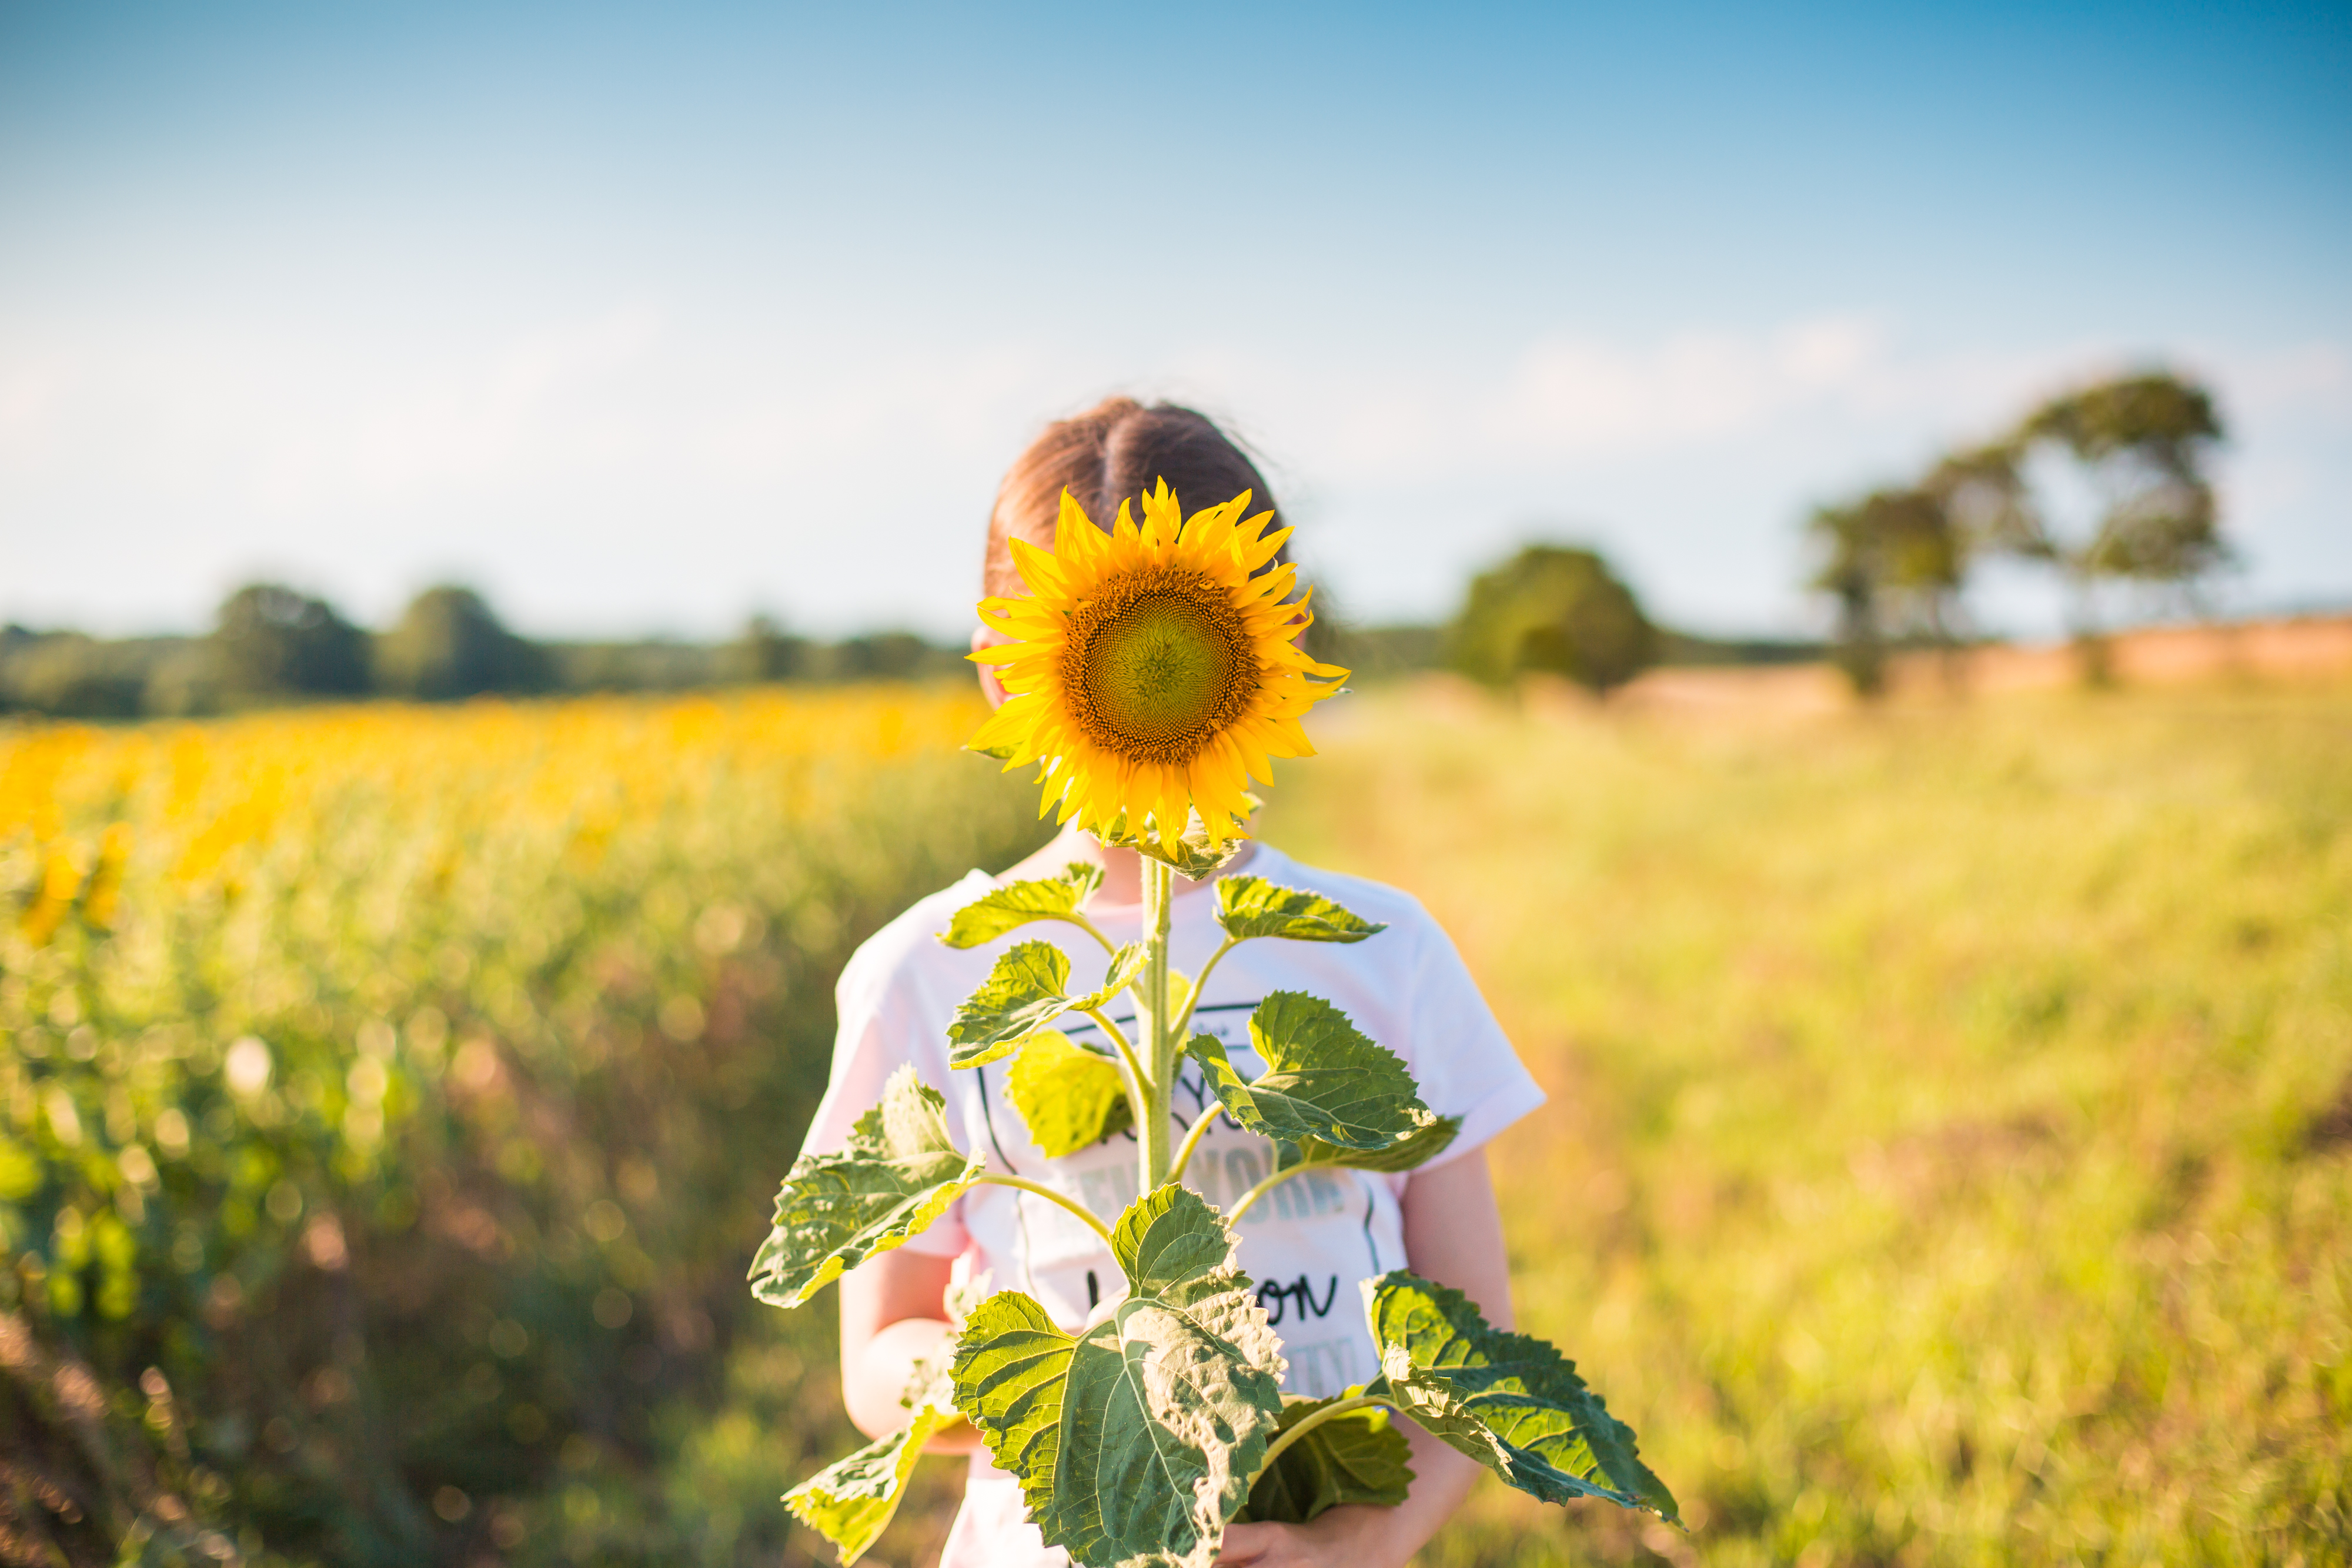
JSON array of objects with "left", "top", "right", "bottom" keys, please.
[
  {"left": 1311, "top": 618, "right": 1821, "bottom": 688},
  {"left": 0, "top": 586, "right": 974, "bottom": 720},
  {"left": 5, "top": 562, "right": 1829, "bottom": 721}
]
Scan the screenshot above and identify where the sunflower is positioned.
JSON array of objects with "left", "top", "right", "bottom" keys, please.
[{"left": 968, "top": 481, "right": 1348, "bottom": 855}]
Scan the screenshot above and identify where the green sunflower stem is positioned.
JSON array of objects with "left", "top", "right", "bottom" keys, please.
[
  {"left": 1138, "top": 854, "right": 1177, "bottom": 1191},
  {"left": 1227, "top": 1161, "right": 1312, "bottom": 1225},
  {"left": 1167, "top": 1102, "right": 1221, "bottom": 1186},
  {"left": 974, "top": 1172, "right": 1117, "bottom": 1248},
  {"left": 1082, "top": 1006, "right": 1149, "bottom": 1109},
  {"left": 1171, "top": 933, "right": 1240, "bottom": 1043}
]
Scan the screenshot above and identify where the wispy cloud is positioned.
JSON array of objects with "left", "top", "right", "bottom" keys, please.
[{"left": 1494, "top": 313, "right": 1894, "bottom": 454}]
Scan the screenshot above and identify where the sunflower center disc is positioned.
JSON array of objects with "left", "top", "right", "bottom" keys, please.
[{"left": 1063, "top": 567, "right": 1259, "bottom": 765}]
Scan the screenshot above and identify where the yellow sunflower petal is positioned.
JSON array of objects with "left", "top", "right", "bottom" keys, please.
[
  {"left": 1238, "top": 526, "right": 1292, "bottom": 574},
  {"left": 976, "top": 597, "right": 1053, "bottom": 640},
  {"left": 1053, "top": 490, "right": 1102, "bottom": 560},
  {"left": 1140, "top": 480, "right": 1184, "bottom": 553}
]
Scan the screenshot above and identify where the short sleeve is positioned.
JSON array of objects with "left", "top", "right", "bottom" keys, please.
[
  {"left": 1399, "top": 913, "right": 1546, "bottom": 1173},
  {"left": 795, "top": 938, "right": 971, "bottom": 1259}
]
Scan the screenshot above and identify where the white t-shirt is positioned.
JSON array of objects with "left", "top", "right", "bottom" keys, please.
[{"left": 798, "top": 842, "right": 1546, "bottom": 1566}]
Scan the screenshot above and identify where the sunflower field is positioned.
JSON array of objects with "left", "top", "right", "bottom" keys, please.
[{"left": 0, "top": 690, "right": 1048, "bottom": 1567}]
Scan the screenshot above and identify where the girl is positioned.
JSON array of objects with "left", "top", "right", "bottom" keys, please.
[{"left": 803, "top": 397, "right": 1546, "bottom": 1567}]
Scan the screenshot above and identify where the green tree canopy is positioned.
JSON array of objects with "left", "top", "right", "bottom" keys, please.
[
  {"left": 2010, "top": 371, "right": 2227, "bottom": 589},
  {"left": 373, "top": 585, "right": 549, "bottom": 701},
  {"left": 1449, "top": 544, "right": 1656, "bottom": 694},
  {"left": 212, "top": 583, "right": 370, "bottom": 698},
  {"left": 1922, "top": 442, "right": 2039, "bottom": 558},
  {"left": 1801, "top": 369, "right": 2227, "bottom": 692},
  {"left": 1806, "top": 487, "right": 1967, "bottom": 696},
  {"left": 1808, "top": 501, "right": 1888, "bottom": 697}
]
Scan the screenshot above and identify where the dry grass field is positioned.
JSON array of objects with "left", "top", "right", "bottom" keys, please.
[{"left": 1265, "top": 677, "right": 2352, "bottom": 1566}]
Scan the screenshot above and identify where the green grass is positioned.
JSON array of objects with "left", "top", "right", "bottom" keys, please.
[{"left": 1262, "top": 682, "right": 2352, "bottom": 1567}]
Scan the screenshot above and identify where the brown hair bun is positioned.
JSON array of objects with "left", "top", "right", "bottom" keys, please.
[{"left": 983, "top": 397, "right": 1285, "bottom": 598}]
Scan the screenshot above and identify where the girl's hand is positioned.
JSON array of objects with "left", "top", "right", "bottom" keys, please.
[{"left": 1216, "top": 1507, "right": 1406, "bottom": 1568}]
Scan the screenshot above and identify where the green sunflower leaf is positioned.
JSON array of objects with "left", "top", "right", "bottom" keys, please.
[
  {"left": 1181, "top": 993, "right": 1432, "bottom": 1155},
  {"left": 953, "top": 1188, "right": 1287, "bottom": 1568},
  {"left": 948, "top": 940, "right": 1071, "bottom": 1068},
  {"left": 948, "top": 941, "right": 1146, "bottom": 1069},
  {"left": 1005, "top": 1029, "right": 1133, "bottom": 1157},
  {"left": 1362, "top": 1271, "right": 1679, "bottom": 1523},
  {"left": 748, "top": 1066, "right": 983, "bottom": 1310},
  {"left": 783, "top": 1402, "right": 951, "bottom": 1564},
  {"left": 1142, "top": 837, "right": 1247, "bottom": 881},
  {"left": 1075, "top": 943, "right": 1150, "bottom": 1011},
  {"left": 1235, "top": 1393, "right": 1415, "bottom": 1526},
  {"left": 1289, "top": 1114, "right": 1462, "bottom": 1174},
  {"left": 1213, "top": 877, "right": 1388, "bottom": 945},
  {"left": 938, "top": 862, "right": 1107, "bottom": 949}
]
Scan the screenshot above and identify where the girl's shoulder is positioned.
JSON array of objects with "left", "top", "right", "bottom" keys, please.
[{"left": 834, "top": 868, "right": 999, "bottom": 1011}]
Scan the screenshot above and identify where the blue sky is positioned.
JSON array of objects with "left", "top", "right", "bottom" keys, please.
[{"left": 3, "top": 1, "right": 2346, "bottom": 640}]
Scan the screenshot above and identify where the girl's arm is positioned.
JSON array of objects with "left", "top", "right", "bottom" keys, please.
[
  {"left": 1217, "top": 1148, "right": 1511, "bottom": 1568},
  {"left": 838, "top": 1250, "right": 983, "bottom": 1450}
]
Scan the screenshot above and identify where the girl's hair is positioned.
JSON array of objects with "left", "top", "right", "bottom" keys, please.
[{"left": 984, "top": 397, "right": 1285, "bottom": 597}]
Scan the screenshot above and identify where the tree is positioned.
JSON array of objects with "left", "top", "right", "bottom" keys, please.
[
  {"left": 1798, "top": 369, "right": 2227, "bottom": 694},
  {"left": 1449, "top": 544, "right": 1657, "bottom": 694},
  {"left": 1922, "top": 441, "right": 2037, "bottom": 560},
  {"left": 827, "top": 631, "right": 946, "bottom": 683},
  {"left": 721, "top": 614, "right": 809, "bottom": 683},
  {"left": 212, "top": 583, "right": 370, "bottom": 699},
  {"left": 373, "top": 586, "right": 549, "bottom": 701},
  {"left": 2003, "top": 372, "right": 2228, "bottom": 668},
  {"left": 1806, "top": 486, "right": 1969, "bottom": 697},
  {"left": 1808, "top": 502, "right": 1889, "bottom": 697},
  {"left": 0, "top": 631, "right": 148, "bottom": 717}
]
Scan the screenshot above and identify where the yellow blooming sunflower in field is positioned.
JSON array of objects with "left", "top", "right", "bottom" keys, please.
[{"left": 968, "top": 481, "right": 1348, "bottom": 855}]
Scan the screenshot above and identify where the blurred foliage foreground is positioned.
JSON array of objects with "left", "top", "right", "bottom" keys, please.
[
  {"left": 0, "top": 690, "right": 1048, "bottom": 1567},
  {"left": 5, "top": 680, "right": 2347, "bottom": 1568},
  {"left": 1264, "top": 683, "right": 2351, "bottom": 1567}
]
